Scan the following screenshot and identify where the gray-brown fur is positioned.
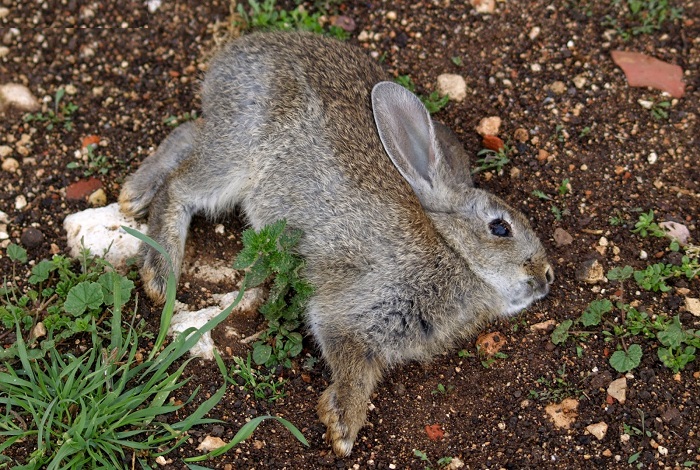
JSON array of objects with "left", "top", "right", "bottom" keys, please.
[{"left": 119, "top": 31, "right": 554, "bottom": 456}]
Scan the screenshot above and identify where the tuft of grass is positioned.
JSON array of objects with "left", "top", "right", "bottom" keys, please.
[
  {"left": 23, "top": 88, "right": 78, "bottom": 131},
  {"left": 0, "top": 228, "right": 308, "bottom": 468},
  {"left": 229, "top": 353, "right": 287, "bottom": 402},
  {"left": 395, "top": 75, "right": 450, "bottom": 114},
  {"left": 472, "top": 144, "right": 511, "bottom": 175},
  {"left": 67, "top": 143, "right": 113, "bottom": 176},
  {"left": 235, "top": 0, "right": 349, "bottom": 39},
  {"left": 603, "top": 0, "right": 683, "bottom": 39}
]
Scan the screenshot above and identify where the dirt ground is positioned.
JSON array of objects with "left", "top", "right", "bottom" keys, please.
[{"left": 1, "top": 0, "right": 699, "bottom": 468}]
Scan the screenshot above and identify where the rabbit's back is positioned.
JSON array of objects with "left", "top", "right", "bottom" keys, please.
[{"left": 197, "top": 32, "right": 439, "bottom": 276}]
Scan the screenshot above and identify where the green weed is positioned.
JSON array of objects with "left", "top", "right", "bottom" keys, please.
[
  {"left": 67, "top": 143, "right": 113, "bottom": 176},
  {"left": 163, "top": 111, "right": 198, "bottom": 127},
  {"left": 529, "top": 365, "right": 583, "bottom": 402},
  {"left": 23, "top": 88, "right": 78, "bottom": 131},
  {"left": 413, "top": 449, "right": 454, "bottom": 470},
  {"left": 233, "top": 219, "right": 313, "bottom": 369},
  {"left": 229, "top": 353, "right": 287, "bottom": 402},
  {"left": 236, "top": 0, "right": 349, "bottom": 39},
  {"left": 650, "top": 100, "right": 671, "bottom": 120},
  {"left": 473, "top": 144, "right": 511, "bottom": 175},
  {"left": 603, "top": 0, "right": 683, "bottom": 39},
  {"left": 395, "top": 75, "right": 450, "bottom": 114}
]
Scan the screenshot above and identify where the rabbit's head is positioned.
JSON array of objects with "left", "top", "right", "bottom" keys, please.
[{"left": 373, "top": 82, "right": 553, "bottom": 315}]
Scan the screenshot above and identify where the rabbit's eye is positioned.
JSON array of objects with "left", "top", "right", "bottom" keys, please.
[{"left": 489, "top": 219, "right": 512, "bottom": 237}]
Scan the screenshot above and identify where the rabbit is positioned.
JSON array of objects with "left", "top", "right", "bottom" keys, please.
[{"left": 119, "top": 31, "right": 554, "bottom": 457}]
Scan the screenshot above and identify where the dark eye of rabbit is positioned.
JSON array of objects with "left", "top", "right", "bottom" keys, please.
[{"left": 489, "top": 219, "right": 512, "bottom": 237}]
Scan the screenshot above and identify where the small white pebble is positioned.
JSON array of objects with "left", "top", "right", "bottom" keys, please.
[
  {"left": 386, "top": 11, "right": 397, "bottom": 20},
  {"left": 648, "top": 152, "right": 658, "bottom": 164},
  {"left": 15, "top": 195, "right": 27, "bottom": 210},
  {"left": 640, "top": 250, "right": 648, "bottom": 260},
  {"left": 531, "top": 63, "right": 542, "bottom": 72}
]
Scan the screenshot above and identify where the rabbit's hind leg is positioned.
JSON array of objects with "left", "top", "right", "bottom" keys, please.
[
  {"left": 119, "top": 121, "right": 197, "bottom": 218},
  {"left": 317, "top": 337, "right": 385, "bottom": 457}
]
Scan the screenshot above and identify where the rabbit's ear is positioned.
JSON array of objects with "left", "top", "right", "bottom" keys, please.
[{"left": 372, "top": 81, "right": 463, "bottom": 212}]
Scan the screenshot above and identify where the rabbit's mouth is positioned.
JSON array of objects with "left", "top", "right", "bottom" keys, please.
[{"left": 503, "top": 278, "right": 550, "bottom": 315}]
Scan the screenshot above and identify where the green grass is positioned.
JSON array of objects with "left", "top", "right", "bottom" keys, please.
[
  {"left": 23, "top": 88, "right": 78, "bottom": 131},
  {"left": 603, "top": 0, "right": 683, "bottom": 39},
  {"left": 395, "top": 75, "right": 450, "bottom": 114},
  {"left": 236, "top": 0, "right": 349, "bottom": 39},
  {"left": 0, "top": 227, "right": 308, "bottom": 468}
]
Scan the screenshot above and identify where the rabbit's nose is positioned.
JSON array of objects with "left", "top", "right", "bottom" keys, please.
[{"left": 545, "top": 264, "right": 555, "bottom": 284}]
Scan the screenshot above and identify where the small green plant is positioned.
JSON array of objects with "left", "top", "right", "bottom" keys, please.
[
  {"left": 0, "top": 244, "right": 135, "bottom": 361},
  {"left": 609, "top": 212, "right": 625, "bottom": 226},
  {"left": 23, "top": 87, "right": 78, "bottom": 131},
  {"left": 631, "top": 210, "right": 666, "bottom": 238},
  {"left": 413, "top": 449, "right": 453, "bottom": 470},
  {"left": 431, "top": 383, "right": 454, "bottom": 396},
  {"left": 67, "top": 143, "right": 113, "bottom": 176},
  {"left": 603, "top": 0, "right": 683, "bottom": 39},
  {"left": 578, "top": 126, "right": 592, "bottom": 138},
  {"left": 457, "top": 348, "right": 474, "bottom": 359},
  {"left": 558, "top": 178, "right": 571, "bottom": 196},
  {"left": 451, "top": 56, "right": 463, "bottom": 66},
  {"left": 473, "top": 144, "right": 511, "bottom": 174},
  {"left": 532, "top": 189, "right": 552, "bottom": 200},
  {"left": 395, "top": 75, "right": 450, "bottom": 114},
  {"left": 236, "top": 0, "right": 349, "bottom": 39},
  {"left": 229, "top": 353, "right": 287, "bottom": 402},
  {"left": 480, "top": 351, "right": 508, "bottom": 368},
  {"left": 650, "top": 100, "right": 671, "bottom": 120},
  {"left": 551, "top": 204, "right": 564, "bottom": 221},
  {"left": 163, "top": 111, "right": 199, "bottom": 127},
  {"left": 553, "top": 124, "right": 567, "bottom": 143},
  {"left": 529, "top": 365, "right": 583, "bottom": 402},
  {"left": 233, "top": 219, "right": 314, "bottom": 368}
]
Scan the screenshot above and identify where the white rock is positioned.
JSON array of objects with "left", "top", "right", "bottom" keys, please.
[
  {"left": 528, "top": 27, "right": 541, "bottom": 40},
  {"left": 196, "top": 435, "right": 227, "bottom": 452},
  {"left": 170, "top": 288, "right": 265, "bottom": 359},
  {"left": 475, "top": 116, "right": 502, "bottom": 136},
  {"left": 607, "top": 377, "right": 627, "bottom": 404},
  {"left": 470, "top": 0, "right": 495, "bottom": 14},
  {"left": 648, "top": 152, "right": 658, "bottom": 164},
  {"left": 586, "top": 422, "right": 608, "bottom": 440},
  {"left": 386, "top": 11, "right": 397, "bottom": 20},
  {"left": 638, "top": 99, "right": 654, "bottom": 109},
  {"left": 659, "top": 221, "right": 690, "bottom": 245},
  {"left": 0, "top": 211, "right": 8, "bottom": 224},
  {"left": 63, "top": 203, "right": 147, "bottom": 271},
  {"left": 146, "top": 0, "right": 162, "bottom": 13},
  {"left": 0, "top": 145, "right": 12, "bottom": 158},
  {"left": 573, "top": 75, "right": 587, "bottom": 89},
  {"left": 0, "top": 84, "right": 39, "bottom": 112},
  {"left": 2, "top": 157, "right": 18, "bottom": 172},
  {"left": 685, "top": 297, "right": 700, "bottom": 317},
  {"left": 15, "top": 194, "right": 27, "bottom": 210},
  {"left": 87, "top": 188, "right": 107, "bottom": 207},
  {"left": 0, "top": 7, "right": 8, "bottom": 19},
  {"left": 436, "top": 73, "right": 467, "bottom": 102},
  {"left": 531, "top": 63, "right": 542, "bottom": 72}
]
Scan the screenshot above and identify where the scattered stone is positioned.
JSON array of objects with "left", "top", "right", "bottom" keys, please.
[
  {"left": 81, "top": 134, "right": 101, "bottom": 149},
  {"left": 607, "top": 377, "right": 627, "bottom": 404},
  {"left": 554, "top": 228, "right": 573, "bottom": 246},
  {"left": 425, "top": 423, "right": 445, "bottom": 441},
  {"left": 475, "top": 116, "right": 501, "bottom": 136},
  {"left": 88, "top": 188, "right": 107, "bottom": 207},
  {"left": 537, "top": 149, "right": 549, "bottom": 163},
  {"left": 0, "top": 145, "right": 12, "bottom": 158},
  {"left": 647, "top": 152, "right": 658, "bottom": 164},
  {"left": 550, "top": 81, "right": 567, "bottom": 94},
  {"left": 530, "top": 319, "right": 557, "bottom": 333},
  {"left": 637, "top": 99, "right": 654, "bottom": 109},
  {"left": 0, "top": 83, "right": 40, "bottom": 112},
  {"left": 611, "top": 50, "right": 685, "bottom": 98},
  {"left": 586, "top": 422, "right": 608, "bottom": 441},
  {"left": 30, "top": 322, "right": 47, "bottom": 342},
  {"left": 385, "top": 11, "right": 397, "bottom": 21},
  {"left": 530, "top": 63, "right": 542, "bottom": 72},
  {"left": 66, "top": 177, "right": 103, "bottom": 200},
  {"left": 196, "top": 436, "right": 227, "bottom": 452},
  {"left": 573, "top": 74, "right": 587, "bottom": 89},
  {"left": 545, "top": 398, "right": 579, "bottom": 429},
  {"left": 445, "top": 457, "right": 465, "bottom": 469},
  {"left": 514, "top": 128, "right": 529, "bottom": 142},
  {"left": 476, "top": 331, "right": 506, "bottom": 357},
  {"left": 528, "top": 26, "right": 541, "bottom": 40},
  {"left": 333, "top": 15, "right": 356, "bottom": 32},
  {"left": 509, "top": 167, "right": 520, "bottom": 179},
  {"left": 659, "top": 221, "right": 690, "bottom": 245},
  {"left": 15, "top": 194, "right": 27, "bottom": 210},
  {"left": 602, "top": 449, "right": 613, "bottom": 457},
  {"left": 470, "top": 0, "right": 495, "bottom": 14},
  {"left": 155, "top": 456, "right": 167, "bottom": 466},
  {"left": 482, "top": 135, "right": 504, "bottom": 151},
  {"left": 436, "top": 74, "right": 467, "bottom": 102},
  {"left": 2, "top": 157, "right": 19, "bottom": 172},
  {"left": 576, "top": 259, "right": 605, "bottom": 284},
  {"left": 685, "top": 297, "right": 700, "bottom": 317},
  {"left": 20, "top": 227, "right": 44, "bottom": 249},
  {"left": 357, "top": 30, "right": 371, "bottom": 42},
  {"left": 0, "top": 46, "right": 8, "bottom": 58},
  {"left": 63, "top": 203, "right": 148, "bottom": 271}
]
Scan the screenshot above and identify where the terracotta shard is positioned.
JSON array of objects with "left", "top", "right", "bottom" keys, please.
[{"left": 611, "top": 50, "right": 685, "bottom": 98}]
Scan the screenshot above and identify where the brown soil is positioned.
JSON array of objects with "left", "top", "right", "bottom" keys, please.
[{"left": 1, "top": 1, "right": 699, "bottom": 469}]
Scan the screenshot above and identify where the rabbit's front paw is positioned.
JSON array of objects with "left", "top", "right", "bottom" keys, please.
[
  {"left": 317, "top": 385, "right": 361, "bottom": 457},
  {"left": 139, "top": 248, "right": 171, "bottom": 305}
]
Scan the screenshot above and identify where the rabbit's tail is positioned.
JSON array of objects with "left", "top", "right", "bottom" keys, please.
[{"left": 119, "top": 121, "right": 197, "bottom": 218}]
